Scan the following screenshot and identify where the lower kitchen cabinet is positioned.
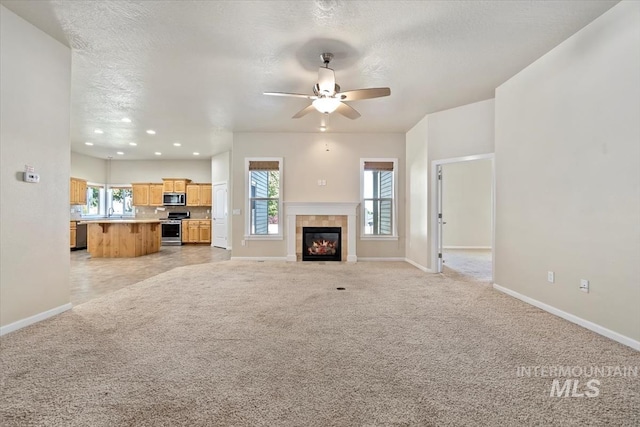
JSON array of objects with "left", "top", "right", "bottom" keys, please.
[
  {"left": 182, "top": 219, "right": 211, "bottom": 244},
  {"left": 70, "top": 221, "right": 77, "bottom": 249}
]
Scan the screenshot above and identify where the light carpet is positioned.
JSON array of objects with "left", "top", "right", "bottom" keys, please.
[{"left": 1, "top": 261, "right": 638, "bottom": 426}]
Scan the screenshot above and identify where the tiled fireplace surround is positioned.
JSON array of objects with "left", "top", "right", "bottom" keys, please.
[{"left": 285, "top": 202, "right": 359, "bottom": 262}]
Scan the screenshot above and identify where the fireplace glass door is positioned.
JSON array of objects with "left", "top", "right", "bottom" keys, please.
[{"left": 302, "top": 227, "right": 341, "bottom": 261}]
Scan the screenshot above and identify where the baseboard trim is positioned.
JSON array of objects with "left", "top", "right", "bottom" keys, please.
[
  {"left": 493, "top": 284, "right": 639, "bottom": 351},
  {"left": 443, "top": 246, "right": 492, "bottom": 250},
  {"left": 230, "top": 256, "right": 287, "bottom": 262},
  {"left": 0, "top": 303, "right": 73, "bottom": 337},
  {"left": 358, "top": 257, "right": 405, "bottom": 262},
  {"left": 404, "top": 258, "right": 434, "bottom": 273}
]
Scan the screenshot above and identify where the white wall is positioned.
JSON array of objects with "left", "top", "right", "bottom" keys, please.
[
  {"left": 70, "top": 155, "right": 213, "bottom": 185},
  {"left": 405, "top": 99, "right": 495, "bottom": 270},
  {"left": 1, "top": 6, "right": 71, "bottom": 328},
  {"left": 442, "top": 159, "right": 492, "bottom": 248},
  {"left": 405, "top": 116, "right": 429, "bottom": 268},
  {"left": 70, "top": 151, "right": 106, "bottom": 183},
  {"left": 232, "top": 132, "right": 406, "bottom": 258},
  {"left": 211, "top": 151, "right": 230, "bottom": 184},
  {"left": 495, "top": 0, "right": 640, "bottom": 343},
  {"left": 108, "top": 159, "right": 212, "bottom": 184}
]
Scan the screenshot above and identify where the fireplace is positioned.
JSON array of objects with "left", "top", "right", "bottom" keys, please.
[
  {"left": 302, "top": 227, "right": 342, "bottom": 262},
  {"left": 285, "top": 202, "right": 358, "bottom": 262}
]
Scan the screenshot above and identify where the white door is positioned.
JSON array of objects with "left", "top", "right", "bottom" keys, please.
[
  {"left": 436, "top": 165, "right": 444, "bottom": 273},
  {"left": 212, "top": 183, "right": 228, "bottom": 248}
]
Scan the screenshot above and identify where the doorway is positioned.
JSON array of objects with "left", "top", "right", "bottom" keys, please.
[{"left": 432, "top": 154, "right": 494, "bottom": 282}]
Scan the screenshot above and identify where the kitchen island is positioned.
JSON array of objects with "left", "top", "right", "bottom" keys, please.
[{"left": 81, "top": 219, "right": 162, "bottom": 258}]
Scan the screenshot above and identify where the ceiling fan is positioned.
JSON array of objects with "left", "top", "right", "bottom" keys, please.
[{"left": 264, "top": 53, "right": 391, "bottom": 120}]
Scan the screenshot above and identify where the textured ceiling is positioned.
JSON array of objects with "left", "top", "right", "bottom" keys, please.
[{"left": 2, "top": 0, "right": 618, "bottom": 160}]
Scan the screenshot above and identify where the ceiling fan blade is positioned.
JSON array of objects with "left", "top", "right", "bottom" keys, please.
[
  {"left": 335, "top": 102, "right": 361, "bottom": 120},
  {"left": 292, "top": 104, "right": 316, "bottom": 119},
  {"left": 317, "top": 67, "right": 335, "bottom": 95},
  {"left": 264, "top": 92, "right": 315, "bottom": 99},
  {"left": 338, "top": 87, "right": 391, "bottom": 101}
]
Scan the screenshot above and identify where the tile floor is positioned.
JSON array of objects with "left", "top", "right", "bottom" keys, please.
[
  {"left": 70, "top": 245, "right": 231, "bottom": 305},
  {"left": 442, "top": 248, "right": 493, "bottom": 282}
]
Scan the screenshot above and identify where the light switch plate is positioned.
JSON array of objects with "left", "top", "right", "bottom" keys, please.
[{"left": 580, "top": 279, "right": 589, "bottom": 293}]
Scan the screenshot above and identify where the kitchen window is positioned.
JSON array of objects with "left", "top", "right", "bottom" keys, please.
[
  {"left": 246, "top": 158, "right": 282, "bottom": 239},
  {"left": 82, "top": 184, "right": 104, "bottom": 216},
  {"left": 361, "top": 158, "right": 397, "bottom": 239},
  {"left": 108, "top": 186, "right": 134, "bottom": 216}
]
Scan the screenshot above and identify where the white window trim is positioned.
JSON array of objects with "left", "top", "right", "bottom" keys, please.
[
  {"left": 244, "top": 157, "right": 283, "bottom": 241},
  {"left": 360, "top": 157, "right": 398, "bottom": 240}
]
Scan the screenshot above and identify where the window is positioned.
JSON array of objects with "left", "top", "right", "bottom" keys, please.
[
  {"left": 108, "top": 186, "right": 133, "bottom": 216},
  {"left": 82, "top": 184, "right": 104, "bottom": 216},
  {"left": 81, "top": 184, "right": 133, "bottom": 217},
  {"left": 246, "top": 158, "right": 282, "bottom": 238},
  {"left": 361, "top": 159, "right": 397, "bottom": 238}
]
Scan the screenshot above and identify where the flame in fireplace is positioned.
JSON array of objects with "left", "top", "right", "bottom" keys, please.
[{"left": 308, "top": 239, "right": 337, "bottom": 256}]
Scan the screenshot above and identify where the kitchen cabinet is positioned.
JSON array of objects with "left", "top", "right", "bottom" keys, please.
[
  {"left": 186, "top": 183, "right": 212, "bottom": 207},
  {"left": 198, "top": 220, "right": 211, "bottom": 243},
  {"left": 132, "top": 183, "right": 150, "bottom": 206},
  {"left": 70, "top": 178, "right": 87, "bottom": 205},
  {"left": 70, "top": 221, "right": 77, "bottom": 249},
  {"left": 186, "top": 184, "right": 200, "bottom": 206},
  {"left": 200, "top": 184, "right": 212, "bottom": 206},
  {"left": 132, "top": 183, "right": 167, "bottom": 206},
  {"left": 149, "top": 184, "right": 164, "bottom": 206},
  {"left": 163, "top": 178, "right": 190, "bottom": 193},
  {"left": 182, "top": 219, "right": 211, "bottom": 243}
]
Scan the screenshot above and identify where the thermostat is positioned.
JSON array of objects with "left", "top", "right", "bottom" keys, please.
[{"left": 23, "top": 172, "right": 40, "bottom": 183}]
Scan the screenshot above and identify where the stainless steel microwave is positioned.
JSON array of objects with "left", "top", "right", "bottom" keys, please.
[{"left": 163, "top": 193, "right": 186, "bottom": 206}]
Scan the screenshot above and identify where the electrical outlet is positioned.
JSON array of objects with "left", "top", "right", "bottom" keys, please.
[
  {"left": 547, "top": 271, "right": 555, "bottom": 283},
  {"left": 580, "top": 279, "right": 589, "bottom": 293},
  {"left": 241, "top": 240, "right": 245, "bottom": 246}
]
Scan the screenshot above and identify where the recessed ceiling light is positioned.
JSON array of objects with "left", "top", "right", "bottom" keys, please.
[
  {"left": 146, "top": 129, "right": 156, "bottom": 135},
  {"left": 85, "top": 142, "right": 94, "bottom": 146},
  {"left": 121, "top": 117, "right": 131, "bottom": 123},
  {"left": 129, "top": 142, "right": 137, "bottom": 146},
  {"left": 116, "top": 151, "right": 124, "bottom": 155},
  {"left": 154, "top": 152, "right": 162, "bottom": 156},
  {"left": 94, "top": 129, "right": 103, "bottom": 134},
  {"left": 193, "top": 152, "right": 200, "bottom": 156},
  {"left": 173, "top": 142, "right": 181, "bottom": 147},
  {"left": 319, "top": 126, "right": 326, "bottom": 132}
]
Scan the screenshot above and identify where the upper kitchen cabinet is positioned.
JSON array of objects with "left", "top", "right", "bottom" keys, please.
[
  {"left": 132, "top": 183, "right": 150, "bottom": 206},
  {"left": 70, "top": 178, "right": 87, "bottom": 205},
  {"left": 163, "top": 178, "right": 191, "bottom": 193},
  {"left": 133, "top": 183, "right": 169, "bottom": 206},
  {"left": 200, "top": 184, "right": 212, "bottom": 206},
  {"left": 149, "top": 184, "right": 164, "bottom": 206},
  {"left": 186, "top": 183, "right": 212, "bottom": 207}
]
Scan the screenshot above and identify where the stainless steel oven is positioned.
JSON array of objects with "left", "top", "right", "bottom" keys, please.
[
  {"left": 161, "top": 221, "right": 182, "bottom": 245},
  {"left": 161, "top": 211, "right": 190, "bottom": 246}
]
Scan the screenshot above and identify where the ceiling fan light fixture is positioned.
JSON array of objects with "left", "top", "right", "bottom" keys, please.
[{"left": 312, "top": 98, "right": 340, "bottom": 114}]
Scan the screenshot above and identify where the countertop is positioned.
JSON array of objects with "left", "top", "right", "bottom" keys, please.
[{"left": 80, "top": 219, "right": 164, "bottom": 224}]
